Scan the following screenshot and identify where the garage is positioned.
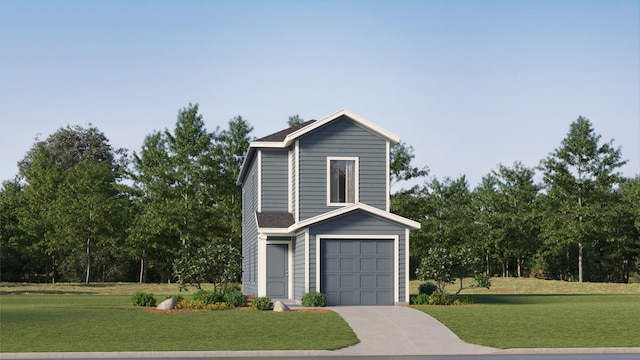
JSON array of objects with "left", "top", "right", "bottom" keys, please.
[{"left": 321, "top": 239, "right": 395, "bottom": 305}]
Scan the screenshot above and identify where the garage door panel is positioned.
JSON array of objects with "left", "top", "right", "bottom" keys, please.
[
  {"left": 377, "top": 291, "right": 393, "bottom": 304},
  {"left": 376, "top": 273, "right": 392, "bottom": 287},
  {"left": 339, "top": 274, "right": 354, "bottom": 288},
  {"left": 321, "top": 239, "right": 394, "bottom": 306},
  {"left": 340, "top": 258, "right": 354, "bottom": 271},
  {"left": 359, "top": 241, "right": 376, "bottom": 254},
  {"left": 360, "top": 274, "right": 375, "bottom": 288},
  {"left": 360, "top": 257, "right": 374, "bottom": 271},
  {"left": 377, "top": 258, "right": 392, "bottom": 272}
]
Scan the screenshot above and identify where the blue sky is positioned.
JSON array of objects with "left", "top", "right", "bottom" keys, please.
[{"left": 1, "top": 0, "right": 638, "bottom": 189}]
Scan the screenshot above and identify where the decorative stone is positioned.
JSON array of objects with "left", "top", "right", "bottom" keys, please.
[
  {"left": 272, "top": 300, "right": 291, "bottom": 312},
  {"left": 157, "top": 298, "right": 176, "bottom": 310}
]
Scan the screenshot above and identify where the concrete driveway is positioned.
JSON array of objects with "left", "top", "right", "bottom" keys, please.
[{"left": 330, "top": 305, "right": 497, "bottom": 356}]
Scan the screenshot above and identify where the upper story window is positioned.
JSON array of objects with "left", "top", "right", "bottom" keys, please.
[{"left": 327, "top": 157, "right": 358, "bottom": 205}]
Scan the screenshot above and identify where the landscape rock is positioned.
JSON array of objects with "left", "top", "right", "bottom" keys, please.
[
  {"left": 272, "top": 300, "right": 291, "bottom": 312},
  {"left": 157, "top": 298, "right": 176, "bottom": 310}
]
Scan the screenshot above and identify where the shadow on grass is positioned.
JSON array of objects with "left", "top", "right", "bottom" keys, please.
[
  {"left": 0, "top": 283, "right": 112, "bottom": 295},
  {"left": 472, "top": 293, "right": 638, "bottom": 305},
  {"left": 0, "top": 290, "right": 97, "bottom": 295}
]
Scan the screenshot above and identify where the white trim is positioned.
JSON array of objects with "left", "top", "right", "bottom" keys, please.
[
  {"left": 405, "top": 228, "right": 410, "bottom": 303},
  {"left": 293, "top": 203, "right": 420, "bottom": 232},
  {"left": 287, "top": 109, "right": 400, "bottom": 146},
  {"left": 261, "top": 239, "right": 293, "bottom": 300},
  {"left": 386, "top": 141, "right": 391, "bottom": 212},
  {"left": 304, "top": 229, "right": 310, "bottom": 294},
  {"left": 326, "top": 156, "right": 359, "bottom": 206},
  {"left": 258, "top": 236, "right": 267, "bottom": 296},
  {"left": 295, "top": 140, "right": 300, "bottom": 223},
  {"left": 238, "top": 109, "right": 400, "bottom": 185},
  {"left": 257, "top": 150, "right": 262, "bottom": 212},
  {"left": 315, "top": 234, "right": 400, "bottom": 303},
  {"left": 288, "top": 149, "right": 292, "bottom": 213}
]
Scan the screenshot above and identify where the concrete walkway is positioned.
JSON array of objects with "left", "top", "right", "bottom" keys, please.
[{"left": 330, "top": 305, "right": 497, "bottom": 355}]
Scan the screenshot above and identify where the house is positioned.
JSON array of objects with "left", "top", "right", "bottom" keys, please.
[{"left": 236, "top": 109, "right": 420, "bottom": 305}]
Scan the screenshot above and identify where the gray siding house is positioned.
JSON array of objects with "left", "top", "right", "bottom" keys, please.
[{"left": 237, "top": 109, "right": 420, "bottom": 305}]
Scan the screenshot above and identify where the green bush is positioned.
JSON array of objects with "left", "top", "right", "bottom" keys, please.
[
  {"left": 192, "top": 289, "right": 224, "bottom": 304},
  {"left": 418, "top": 282, "right": 438, "bottom": 295},
  {"left": 175, "top": 300, "right": 231, "bottom": 310},
  {"left": 411, "top": 293, "right": 430, "bottom": 305},
  {"left": 224, "top": 290, "right": 248, "bottom": 307},
  {"left": 453, "top": 294, "right": 474, "bottom": 305},
  {"left": 428, "top": 292, "right": 451, "bottom": 305},
  {"left": 301, "top": 292, "right": 327, "bottom": 307},
  {"left": 131, "top": 292, "right": 156, "bottom": 307},
  {"left": 167, "top": 294, "right": 184, "bottom": 303},
  {"left": 252, "top": 297, "right": 273, "bottom": 310}
]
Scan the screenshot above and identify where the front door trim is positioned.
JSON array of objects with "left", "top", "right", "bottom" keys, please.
[{"left": 258, "top": 238, "right": 292, "bottom": 299}]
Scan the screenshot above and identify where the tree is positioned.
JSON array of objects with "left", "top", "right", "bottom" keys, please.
[
  {"left": 287, "top": 114, "right": 303, "bottom": 127},
  {"left": 389, "top": 142, "right": 429, "bottom": 191},
  {"left": 0, "top": 179, "right": 33, "bottom": 281},
  {"left": 539, "top": 116, "right": 627, "bottom": 282},
  {"left": 173, "top": 243, "right": 242, "bottom": 291},
  {"left": 486, "top": 162, "right": 540, "bottom": 277},
  {"left": 410, "top": 176, "right": 488, "bottom": 294},
  {"left": 18, "top": 126, "right": 128, "bottom": 283},
  {"left": 211, "top": 116, "right": 254, "bottom": 253},
  {"left": 613, "top": 176, "right": 640, "bottom": 282},
  {"left": 164, "top": 103, "right": 217, "bottom": 248}
]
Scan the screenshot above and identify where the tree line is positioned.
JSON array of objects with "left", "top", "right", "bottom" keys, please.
[{"left": 1, "top": 106, "right": 638, "bottom": 284}]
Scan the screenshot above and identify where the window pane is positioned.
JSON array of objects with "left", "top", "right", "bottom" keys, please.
[{"left": 330, "top": 159, "right": 355, "bottom": 203}]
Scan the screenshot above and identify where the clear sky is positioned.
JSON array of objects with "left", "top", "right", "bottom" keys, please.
[{"left": 1, "top": 0, "right": 638, "bottom": 189}]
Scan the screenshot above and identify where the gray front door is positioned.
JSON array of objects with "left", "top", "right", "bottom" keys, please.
[
  {"left": 321, "top": 239, "right": 394, "bottom": 305},
  {"left": 266, "top": 244, "right": 288, "bottom": 298}
]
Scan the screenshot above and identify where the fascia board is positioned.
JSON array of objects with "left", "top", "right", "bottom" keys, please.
[
  {"left": 257, "top": 228, "right": 293, "bottom": 236},
  {"left": 289, "top": 203, "right": 420, "bottom": 232},
  {"left": 283, "top": 109, "right": 401, "bottom": 147}
]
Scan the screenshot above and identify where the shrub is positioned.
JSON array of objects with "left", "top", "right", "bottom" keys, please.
[
  {"left": 167, "top": 294, "right": 184, "bottom": 303},
  {"left": 175, "top": 300, "right": 231, "bottom": 310},
  {"left": 418, "top": 282, "right": 438, "bottom": 295},
  {"left": 192, "top": 289, "right": 224, "bottom": 304},
  {"left": 301, "top": 292, "right": 327, "bottom": 307},
  {"left": 131, "top": 292, "right": 156, "bottom": 307},
  {"left": 428, "top": 292, "right": 451, "bottom": 305},
  {"left": 224, "top": 290, "right": 248, "bottom": 307},
  {"left": 411, "top": 293, "right": 430, "bottom": 305},
  {"left": 252, "top": 296, "right": 273, "bottom": 310},
  {"left": 453, "top": 294, "right": 474, "bottom": 305}
]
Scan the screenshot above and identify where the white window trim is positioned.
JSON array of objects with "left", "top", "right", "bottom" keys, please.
[
  {"left": 315, "top": 234, "right": 400, "bottom": 304},
  {"left": 326, "top": 156, "right": 359, "bottom": 206}
]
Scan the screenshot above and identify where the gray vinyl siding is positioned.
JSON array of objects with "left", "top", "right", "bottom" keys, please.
[
  {"left": 293, "top": 231, "right": 306, "bottom": 300},
  {"left": 307, "top": 211, "right": 407, "bottom": 302},
  {"left": 298, "top": 116, "right": 388, "bottom": 220},
  {"left": 261, "top": 150, "right": 289, "bottom": 212},
  {"left": 242, "top": 157, "right": 259, "bottom": 296}
]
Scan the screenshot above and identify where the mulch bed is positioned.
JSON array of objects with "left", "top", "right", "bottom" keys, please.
[{"left": 146, "top": 306, "right": 332, "bottom": 313}]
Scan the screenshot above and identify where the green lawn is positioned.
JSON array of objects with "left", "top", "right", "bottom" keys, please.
[
  {"left": 0, "top": 295, "right": 358, "bottom": 352},
  {"left": 412, "top": 294, "right": 640, "bottom": 348}
]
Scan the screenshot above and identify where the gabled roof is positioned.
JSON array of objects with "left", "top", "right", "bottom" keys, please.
[
  {"left": 237, "top": 109, "right": 400, "bottom": 185},
  {"left": 254, "top": 120, "right": 317, "bottom": 142},
  {"left": 256, "top": 203, "right": 421, "bottom": 235}
]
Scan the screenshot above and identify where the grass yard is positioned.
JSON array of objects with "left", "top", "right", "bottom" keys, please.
[
  {"left": 0, "top": 292, "right": 358, "bottom": 353},
  {"left": 410, "top": 278, "right": 640, "bottom": 349}
]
